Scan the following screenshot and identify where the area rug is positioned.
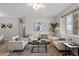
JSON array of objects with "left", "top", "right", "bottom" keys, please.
[{"left": 8, "top": 44, "right": 50, "bottom": 56}]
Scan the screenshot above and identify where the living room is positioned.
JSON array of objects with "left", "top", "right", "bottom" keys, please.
[{"left": 0, "top": 3, "right": 79, "bottom": 56}]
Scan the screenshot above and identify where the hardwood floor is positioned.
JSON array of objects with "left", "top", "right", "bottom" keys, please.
[
  {"left": 0, "top": 43, "right": 9, "bottom": 55},
  {"left": 47, "top": 44, "right": 62, "bottom": 56},
  {"left": 0, "top": 43, "right": 63, "bottom": 56}
]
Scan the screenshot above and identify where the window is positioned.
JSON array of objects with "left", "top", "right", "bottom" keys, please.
[{"left": 66, "top": 14, "right": 73, "bottom": 34}]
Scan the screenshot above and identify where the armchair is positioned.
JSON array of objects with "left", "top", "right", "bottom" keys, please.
[{"left": 8, "top": 35, "right": 28, "bottom": 53}]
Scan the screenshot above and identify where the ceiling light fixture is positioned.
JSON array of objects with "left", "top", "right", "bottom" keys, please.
[{"left": 27, "top": 3, "right": 45, "bottom": 10}]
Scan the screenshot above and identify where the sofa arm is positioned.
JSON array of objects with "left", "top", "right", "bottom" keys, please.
[
  {"left": 53, "top": 41, "right": 65, "bottom": 50},
  {"left": 11, "top": 35, "right": 19, "bottom": 41},
  {"left": 0, "top": 35, "right": 4, "bottom": 40}
]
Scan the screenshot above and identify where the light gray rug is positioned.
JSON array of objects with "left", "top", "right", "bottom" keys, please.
[{"left": 8, "top": 44, "right": 49, "bottom": 56}]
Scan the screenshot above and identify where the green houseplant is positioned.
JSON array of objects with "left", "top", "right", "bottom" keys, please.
[{"left": 50, "top": 22, "right": 58, "bottom": 36}]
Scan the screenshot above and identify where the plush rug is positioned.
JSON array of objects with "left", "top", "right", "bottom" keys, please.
[{"left": 8, "top": 44, "right": 50, "bottom": 56}]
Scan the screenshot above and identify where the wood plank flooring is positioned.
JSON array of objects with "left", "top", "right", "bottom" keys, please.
[{"left": 47, "top": 44, "right": 62, "bottom": 56}]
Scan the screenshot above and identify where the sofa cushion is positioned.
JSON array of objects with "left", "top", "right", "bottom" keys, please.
[
  {"left": 12, "top": 35, "right": 20, "bottom": 41},
  {"left": 41, "top": 34, "right": 48, "bottom": 39}
]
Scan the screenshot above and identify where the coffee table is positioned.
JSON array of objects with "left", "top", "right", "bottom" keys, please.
[{"left": 31, "top": 40, "right": 47, "bottom": 53}]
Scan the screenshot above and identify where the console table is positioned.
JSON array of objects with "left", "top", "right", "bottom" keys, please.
[{"left": 62, "top": 42, "right": 79, "bottom": 56}]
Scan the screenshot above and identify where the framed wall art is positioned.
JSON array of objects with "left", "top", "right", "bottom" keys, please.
[{"left": 34, "top": 22, "right": 46, "bottom": 31}]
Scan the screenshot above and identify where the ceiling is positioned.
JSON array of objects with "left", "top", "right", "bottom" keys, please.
[{"left": 0, "top": 3, "right": 72, "bottom": 18}]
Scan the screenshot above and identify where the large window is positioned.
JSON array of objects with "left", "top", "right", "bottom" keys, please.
[
  {"left": 61, "top": 9, "right": 79, "bottom": 35},
  {"left": 66, "top": 14, "right": 73, "bottom": 34}
]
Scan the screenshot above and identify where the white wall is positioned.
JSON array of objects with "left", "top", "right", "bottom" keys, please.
[
  {"left": 0, "top": 16, "right": 58, "bottom": 40},
  {"left": 25, "top": 17, "right": 56, "bottom": 38},
  {"left": 0, "top": 17, "right": 20, "bottom": 40},
  {"left": 18, "top": 19, "right": 24, "bottom": 37}
]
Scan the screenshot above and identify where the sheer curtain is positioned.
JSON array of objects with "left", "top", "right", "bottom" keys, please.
[{"left": 72, "top": 11, "right": 79, "bottom": 35}]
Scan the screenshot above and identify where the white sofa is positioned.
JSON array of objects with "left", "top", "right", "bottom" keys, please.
[
  {"left": 40, "top": 34, "right": 50, "bottom": 42},
  {"left": 8, "top": 35, "right": 28, "bottom": 52},
  {"left": 0, "top": 35, "right": 4, "bottom": 44}
]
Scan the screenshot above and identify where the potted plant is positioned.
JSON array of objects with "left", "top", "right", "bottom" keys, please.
[{"left": 50, "top": 22, "right": 58, "bottom": 36}]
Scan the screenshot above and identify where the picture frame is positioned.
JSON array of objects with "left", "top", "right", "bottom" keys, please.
[{"left": 34, "top": 22, "right": 46, "bottom": 31}]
